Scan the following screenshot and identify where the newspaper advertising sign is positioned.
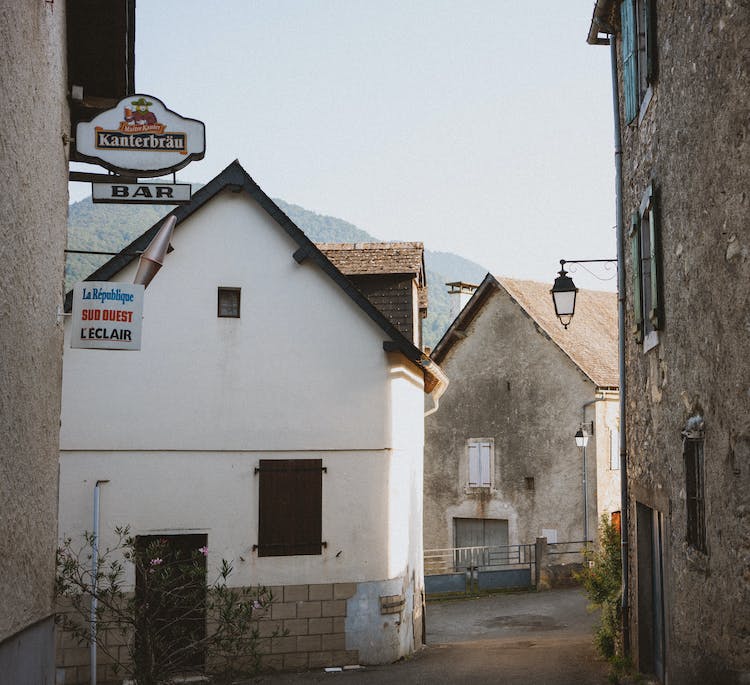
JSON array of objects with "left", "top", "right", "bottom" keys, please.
[
  {"left": 71, "top": 282, "right": 144, "bottom": 350},
  {"left": 75, "top": 94, "right": 205, "bottom": 177}
]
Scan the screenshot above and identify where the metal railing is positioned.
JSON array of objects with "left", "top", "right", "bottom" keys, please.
[
  {"left": 424, "top": 543, "right": 535, "bottom": 575},
  {"left": 546, "top": 539, "right": 591, "bottom": 566}
]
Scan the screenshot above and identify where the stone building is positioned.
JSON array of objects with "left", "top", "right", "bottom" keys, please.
[
  {"left": 424, "top": 275, "right": 619, "bottom": 552},
  {"left": 588, "top": 2, "right": 750, "bottom": 682},
  {"left": 0, "top": 3, "right": 132, "bottom": 681}
]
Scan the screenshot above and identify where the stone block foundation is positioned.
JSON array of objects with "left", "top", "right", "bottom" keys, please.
[{"left": 55, "top": 583, "right": 360, "bottom": 683}]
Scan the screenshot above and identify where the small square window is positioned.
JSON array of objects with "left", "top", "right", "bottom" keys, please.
[
  {"left": 525, "top": 477, "right": 535, "bottom": 491},
  {"left": 218, "top": 287, "right": 240, "bottom": 318}
]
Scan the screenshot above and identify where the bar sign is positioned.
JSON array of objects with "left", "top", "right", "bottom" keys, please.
[{"left": 92, "top": 182, "right": 192, "bottom": 205}]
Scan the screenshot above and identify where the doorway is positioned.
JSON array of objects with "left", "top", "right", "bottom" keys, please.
[
  {"left": 636, "top": 503, "right": 666, "bottom": 681},
  {"left": 135, "top": 533, "right": 208, "bottom": 674},
  {"left": 453, "top": 517, "right": 509, "bottom": 549}
]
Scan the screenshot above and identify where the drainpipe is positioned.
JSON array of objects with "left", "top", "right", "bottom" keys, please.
[
  {"left": 91, "top": 480, "right": 109, "bottom": 685},
  {"left": 588, "top": 3, "right": 629, "bottom": 656},
  {"left": 588, "top": 9, "right": 630, "bottom": 656},
  {"left": 608, "top": 29, "right": 631, "bottom": 661}
]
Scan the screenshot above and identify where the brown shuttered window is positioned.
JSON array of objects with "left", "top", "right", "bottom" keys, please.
[{"left": 257, "top": 459, "right": 323, "bottom": 557}]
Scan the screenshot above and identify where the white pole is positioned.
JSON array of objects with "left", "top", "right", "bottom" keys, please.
[{"left": 91, "top": 480, "right": 108, "bottom": 685}]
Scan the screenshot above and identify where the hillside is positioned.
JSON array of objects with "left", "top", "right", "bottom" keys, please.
[{"left": 66, "top": 195, "right": 488, "bottom": 347}]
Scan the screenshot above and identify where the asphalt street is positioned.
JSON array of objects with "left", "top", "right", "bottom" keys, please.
[{"left": 244, "top": 587, "right": 610, "bottom": 684}]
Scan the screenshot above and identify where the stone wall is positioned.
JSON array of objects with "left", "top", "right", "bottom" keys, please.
[
  {"left": 612, "top": 1, "right": 750, "bottom": 681},
  {"left": 0, "top": 2, "right": 69, "bottom": 681},
  {"left": 56, "top": 582, "right": 363, "bottom": 683},
  {"left": 424, "top": 286, "right": 602, "bottom": 550}
]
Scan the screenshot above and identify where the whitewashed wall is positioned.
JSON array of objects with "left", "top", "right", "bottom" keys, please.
[
  {"left": 59, "top": 188, "right": 426, "bottom": 631},
  {"left": 61, "top": 191, "right": 395, "bottom": 453},
  {"left": 59, "top": 449, "right": 402, "bottom": 586},
  {"left": 594, "top": 394, "right": 622, "bottom": 530}
]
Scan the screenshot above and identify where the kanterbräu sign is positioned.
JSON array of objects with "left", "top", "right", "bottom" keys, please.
[
  {"left": 75, "top": 95, "right": 205, "bottom": 177},
  {"left": 71, "top": 282, "right": 144, "bottom": 351}
]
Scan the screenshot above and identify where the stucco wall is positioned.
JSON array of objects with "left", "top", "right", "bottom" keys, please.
[
  {"left": 424, "top": 288, "right": 605, "bottom": 550},
  {"left": 594, "top": 394, "right": 621, "bottom": 528},
  {"left": 615, "top": 2, "right": 750, "bottom": 681},
  {"left": 60, "top": 191, "right": 394, "bottom": 452},
  {"left": 59, "top": 450, "right": 403, "bottom": 587},
  {"left": 0, "top": 1, "right": 68, "bottom": 666},
  {"left": 58, "top": 187, "right": 427, "bottom": 668}
]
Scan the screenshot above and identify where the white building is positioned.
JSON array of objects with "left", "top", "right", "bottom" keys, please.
[{"left": 58, "top": 160, "right": 446, "bottom": 679}]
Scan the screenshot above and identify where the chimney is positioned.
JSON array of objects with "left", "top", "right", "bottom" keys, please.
[{"left": 446, "top": 282, "right": 478, "bottom": 320}]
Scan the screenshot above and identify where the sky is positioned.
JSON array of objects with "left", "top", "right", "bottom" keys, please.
[{"left": 69, "top": 0, "right": 618, "bottom": 291}]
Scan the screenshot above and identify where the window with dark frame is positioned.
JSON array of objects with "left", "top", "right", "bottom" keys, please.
[
  {"left": 621, "top": 0, "right": 656, "bottom": 124},
  {"left": 630, "top": 183, "right": 662, "bottom": 347},
  {"left": 684, "top": 432, "right": 706, "bottom": 553},
  {"left": 217, "top": 287, "right": 241, "bottom": 318},
  {"left": 256, "top": 459, "right": 323, "bottom": 557}
]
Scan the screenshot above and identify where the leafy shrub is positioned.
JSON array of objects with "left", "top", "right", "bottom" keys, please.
[
  {"left": 577, "top": 515, "right": 623, "bottom": 661},
  {"left": 57, "top": 526, "right": 277, "bottom": 685}
]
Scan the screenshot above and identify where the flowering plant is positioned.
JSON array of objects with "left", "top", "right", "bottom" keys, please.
[{"left": 56, "top": 526, "right": 277, "bottom": 685}]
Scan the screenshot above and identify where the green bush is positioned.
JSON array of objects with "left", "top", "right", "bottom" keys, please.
[
  {"left": 57, "top": 526, "right": 278, "bottom": 685},
  {"left": 577, "top": 515, "right": 623, "bottom": 661}
]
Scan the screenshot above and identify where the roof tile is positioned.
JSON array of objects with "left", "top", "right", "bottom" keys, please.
[{"left": 497, "top": 277, "right": 619, "bottom": 388}]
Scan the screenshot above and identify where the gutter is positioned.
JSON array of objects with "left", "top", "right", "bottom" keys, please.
[
  {"left": 587, "top": 0, "right": 616, "bottom": 45},
  {"left": 421, "top": 356, "right": 449, "bottom": 418}
]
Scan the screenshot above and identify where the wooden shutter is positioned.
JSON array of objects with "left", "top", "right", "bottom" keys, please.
[
  {"left": 257, "top": 459, "right": 323, "bottom": 557},
  {"left": 479, "top": 443, "right": 492, "bottom": 487},
  {"left": 468, "top": 444, "right": 480, "bottom": 486},
  {"left": 620, "top": 0, "right": 639, "bottom": 123},
  {"left": 630, "top": 212, "right": 643, "bottom": 342},
  {"left": 645, "top": 0, "right": 656, "bottom": 85},
  {"left": 647, "top": 186, "right": 662, "bottom": 329},
  {"left": 468, "top": 442, "right": 492, "bottom": 487}
]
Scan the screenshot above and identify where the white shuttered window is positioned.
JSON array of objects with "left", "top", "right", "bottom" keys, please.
[{"left": 468, "top": 440, "right": 493, "bottom": 487}]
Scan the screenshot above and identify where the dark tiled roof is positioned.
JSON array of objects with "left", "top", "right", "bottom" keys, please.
[
  {"left": 432, "top": 274, "right": 618, "bottom": 389},
  {"left": 317, "top": 242, "right": 424, "bottom": 278},
  {"left": 317, "top": 241, "right": 428, "bottom": 316}
]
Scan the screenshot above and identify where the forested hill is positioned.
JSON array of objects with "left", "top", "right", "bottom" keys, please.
[{"left": 66, "top": 193, "right": 488, "bottom": 347}]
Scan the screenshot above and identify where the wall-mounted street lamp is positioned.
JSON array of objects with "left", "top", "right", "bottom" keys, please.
[
  {"left": 574, "top": 422, "right": 594, "bottom": 541},
  {"left": 551, "top": 262, "right": 578, "bottom": 329},
  {"left": 550, "top": 258, "right": 616, "bottom": 328}
]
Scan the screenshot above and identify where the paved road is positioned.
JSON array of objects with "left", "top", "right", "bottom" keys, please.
[{"left": 245, "top": 588, "right": 610, "bottom": 684}]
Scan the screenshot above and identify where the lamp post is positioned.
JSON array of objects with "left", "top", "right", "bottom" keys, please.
[
  {"left": 575, "top": 426, "right": 590, "bottom": 542},
  {"left": 551, "top": 259, "right": 616, "bottom": 544}
]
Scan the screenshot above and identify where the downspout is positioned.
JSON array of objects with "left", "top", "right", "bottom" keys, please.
[
  {"left": 581, "top": 396, "right": 606, "bottom": 542},
  {"left": 612, "top": 27, "right": 631, "bottom": 655},
  {"left": 589, "top": 3, "right": 629, "bottom": 656},
  {"left": 90, "top": 479, "right": 109, "bottom": 685}
]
